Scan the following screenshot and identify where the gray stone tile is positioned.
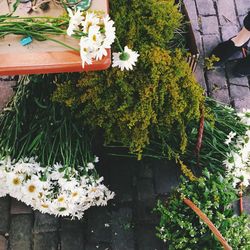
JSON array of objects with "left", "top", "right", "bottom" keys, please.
[
  {"left": 33, "top": 232, "right": 59, "bottom": 250},
  {"left": 87, "top": 207, "right": 111, "bottom": 243},
  {"left": 194, "top": 63, "right": 207, "bottom": 92},
  {"left": 201, "top": 16, "right": 220, "bottom": 35},
  {"left": 210, "top": 87, "right": 231, "bottom": 105},
  {"left": 111, "top": 207, "right": 135, "bottom": 250},
  {"left": 234, "top": 98, "right": 250, "bottom": 111},
  {"left": 221, "top": 24, "right": 240, "bottom": 41},
  {"left": 202, "top": 34, "right": 221, "bottom": 57},
  {"left": 9, "top": 214, "right": 33, "bottom": 250},
  {"left": 10, "top": 199, "right": 32, "bottom": 215},
  {"left": 0, "top": 198, "right": 10, "bottom": 234},
  {"left": 137, "top": 179, "right": 154, "bottom": 201},
  {"left": 235, "top": 0, "right": 250, "bottom": 16},
  {"left": 136, "top": 224, "right": 165, "bottom": 250},
  {"left": 154, "top": 160, "right": 180, "bottom": 195},
  {"left": 0, "top": 236, "right": 7, "bottom": 250},
  {"left": 207, "top": 67, "right": 227, "bottom": 90},
  {"left": 243, "top": 194, "right": 250, "bottom": 215},
  {"left": 226, "top": 61, "right": 249, "bottom": 86},
  {"left": 196, "top": 0, "right": 216, "bottom": 16},
  {"left": 216, "top": 0, "right": 238, "bottom": 26},
  {"left": 33, "top": 212, "right": 59, "bottom": 233},
  {"left": 230, "top": 85, "right": 250, "bottom": 101},
  {"left": 60, "top": 219, "right": 86, "bottom": 250}
]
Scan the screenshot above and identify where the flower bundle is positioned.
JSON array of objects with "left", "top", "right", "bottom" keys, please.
[
  {"left": 223, "top": 109, "right": 250, "bottom": 187},
  {"left": 67, "top": 8, "right": 139, "bottom": 70},
  {"left": 67, "top": 9, "right": 116, "bottom": 67},
  {"left": 0, "top": 156, "right": 114, "bottom": 219}
]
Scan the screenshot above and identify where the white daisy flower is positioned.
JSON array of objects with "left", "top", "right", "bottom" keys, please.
[
  {"left": 79, "top": 37, "right": 93, "bottom": 68},
  {"left": 67, "top": 8, "right": 84, "bottom": 36},
  {"left": 81, "top": 12, "right": 100, "bottom": 34},
  {"left": 112, "top": 46, "right": 139, "bottom": 71}
]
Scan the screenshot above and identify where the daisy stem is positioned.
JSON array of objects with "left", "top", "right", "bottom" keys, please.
[{"left": 115, "top": 37, "right": 124, "bottom": 52}]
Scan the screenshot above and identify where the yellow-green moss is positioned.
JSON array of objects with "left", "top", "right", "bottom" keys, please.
[{"left": 53, "top": 0, "right": 205, "bottom": 158}]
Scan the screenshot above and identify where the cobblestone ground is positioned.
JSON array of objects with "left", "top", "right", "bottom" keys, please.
[{"left": 1, "top": 1, "right": 250, "bottom": 249}]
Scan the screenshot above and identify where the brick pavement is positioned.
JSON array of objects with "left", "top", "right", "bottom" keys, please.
[
  {"left": 184, "top": 0, "right": 250, "bottom": 110},
  {"left": 1, "top": 1, "right": 250, "bottom": 249}
]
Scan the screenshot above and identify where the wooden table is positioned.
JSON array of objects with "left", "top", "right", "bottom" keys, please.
[{"left": 0, "top": 0, "right": 110, "bottom": 75}]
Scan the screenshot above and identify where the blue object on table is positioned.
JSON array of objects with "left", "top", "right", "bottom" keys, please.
[{"left": 20, "top": 36, "right": 33, "bottom": 46}]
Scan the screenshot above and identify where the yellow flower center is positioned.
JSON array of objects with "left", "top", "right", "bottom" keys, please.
[
  {"left": 41, "top": 204, "right": 49, "bottom": 208},
  {"left": 72, "top": 192, "right": 78, "bottom": 197},
  {"left": 58, "top": 197, "right": 64, "bottom": 202},
  {"left": 28, "top": 185, "right": 36, "bottom": 193},
  {"left": 12, "top": 177, "right": 21, "bottom": 185},
  {"left": 91, "top": 187, "right": 97, "bottom": 193},
  {"left": 92, "top": 35, "right": 97, "bottom": 42}
]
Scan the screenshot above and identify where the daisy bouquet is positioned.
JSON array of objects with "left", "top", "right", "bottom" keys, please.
[
  {"left": 67, "top": 8, "right": 139, "bottom": 70},
  {"left": 0, "top": 157, "right": 114, "bottom": 219},
  {"left": 0, "top": 76, "right": 115, "bottom": 218},
  {"left": 223, "top": 109, "right": 250, "bottom": 187}
]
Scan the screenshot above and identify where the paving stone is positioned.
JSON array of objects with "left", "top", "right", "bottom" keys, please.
[
  {"left": 230, "top": 85, "right": 250, "bottom": 101},
  {"left": 226, "top": 61, "right": 249, "bottom": 86},
  {"left": 138, "top": 161, "right": 153, "bottom": 178},
  {"left": 221, "top": 24, "right": 240, "bottom": 42},
  {"left": 233, "top": 98, "right": 250, "bottom": 111},
  {"left": 194, "top": 63, "right": 207, "bottom": 92},
  {"left": 136, "top": 224, "right": 165, "bottom": 250},
  {"left": 210, "top": 87, "right": 231, "bottom": 105},
  {"left": 0, "top": 85, "right": 14, "bottom": 111},
  {"left": 33, "top": 211, "right": 59, "bottom": 233},
  {"left": 183, "top": 0, "right": 200, "bottom": 32},
  {"left": 202, "top": 34, "right": 221, "bottom": 57},
  {"left": 104, "top": 158, "right": 135, "bottom": 203},
  {"left": 111, "top": 207, "right": 135, "bottom": 250},
  {"left": 183, "top": 0, "right": 203, "bottom": 56},
  {"left": 154, "top": 160, "right": 180, "bottom": 195},
  {"left": 60, "top": 219, "right": 85, "bottom": 250},
  {"left": 33, "top": 232, "right": 59, "bottom": 250},
  {"left": 0, "top": 198, "right": 10, "bottom": 234},
  {"left": 9, "top": 214, "right": 32, "bottom": 250},
  {"left": 0, "top": 236, "right": 7, "bottom": 250},
  {"left": 10, "top": 199, "right": 32, "bottom": 215},
  {"left": 137, "top": 179, "right": 155, "bottom": 201},
  {"left": 216, "top": 0, "right": 238, "bottom": 26},
  {"left": 235, "top": 0, "right": 250, "bottom": 16},
  {"left": 85, "top": 242, "right": 111, "bottom": 250},
  {"left": 243, "top": 194, "right": 250, "bottom": 215},
  {"left": 87, "top": 207, "right": 111, "bottom": 243},
  {"left": 207, "top": 67, "right": 227, "bottom": 91},
  {"left": 201, "top": 16, "right": 220, "bottom": 35},
  {"left": 136, "top": 199, "right": 158, "bottom": 224},
  {"left": 196, "top": 0, "right": 216, "bottom": 16}
]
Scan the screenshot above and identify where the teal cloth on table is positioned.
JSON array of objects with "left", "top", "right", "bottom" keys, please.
[{"left": 67, "top": 0, "right": 92, "bottom": 11}]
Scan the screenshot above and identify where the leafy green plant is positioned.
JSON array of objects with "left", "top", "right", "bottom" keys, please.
[
  {"left": 0, "top": 75, "right": 94, "bottom": 172},
  {"left": 155, "top": 170, "right": 250, "bottom": 249},
  {"left": 52, "top": 0, "right": 205, "bottom": 158}
]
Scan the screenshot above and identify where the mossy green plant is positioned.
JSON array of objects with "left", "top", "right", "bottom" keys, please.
[{"left": 53, "top": 0, "right": 205, "bottom": 158}]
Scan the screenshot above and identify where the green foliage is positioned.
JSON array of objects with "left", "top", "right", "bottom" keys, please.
[
  {"left": 53, "top": 0, "right": 205, "bottom": 158},
  {"left": 0, "top": 75, "right": 94, "bottom": 173},
  {"left": 155, "top": 170, "right": 250, "bottom": 249},
  {"left": 205, "top": 55, "right": 220, "bottom": 70}
]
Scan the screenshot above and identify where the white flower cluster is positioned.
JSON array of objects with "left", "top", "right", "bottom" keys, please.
[
  {"left": 67, "top": 9, "right": 116, "bottom": 68},
  {"left": 0, "top": 157, "right": 114, "bottom": 219},
  {"left": 223, "top": 109, "right": 250, "bottom": 187}
]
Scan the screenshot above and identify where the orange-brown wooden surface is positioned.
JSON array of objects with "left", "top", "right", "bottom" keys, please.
[{"left": 0, "top": 0, "right": 110, "bottom": 75}]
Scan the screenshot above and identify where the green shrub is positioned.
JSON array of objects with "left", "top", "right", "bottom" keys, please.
[
  {"left": 155, "top": 170, "right": 250, "bottom": 249},
  {"left": 53, "top": 0, "right": 205, "bottom": 158}
]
